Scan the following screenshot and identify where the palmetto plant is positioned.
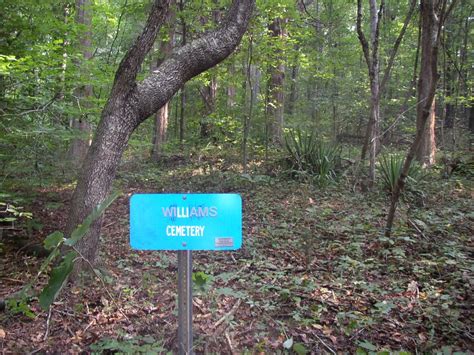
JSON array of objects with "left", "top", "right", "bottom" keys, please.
[
  {"left": 285, "top": 130, "right": 341, "bottom": 185},
  {"left": 377, "top": 154, "right": 423, "bottom": 193}
]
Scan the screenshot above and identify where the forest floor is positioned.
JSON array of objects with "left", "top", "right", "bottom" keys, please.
[{"left": 1, "top": 152, "right": 473, "bottom": 354}]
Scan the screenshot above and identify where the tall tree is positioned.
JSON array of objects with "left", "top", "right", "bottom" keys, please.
[
  {"left": 386, "top": 0, "right": 455, "bottom": 236},
  {"left": 357, "top": 0, "right": 383, "bottom": 187},
  {"left": 199, "top": 4, "right": 221, "bottom": 139},
  {"left": 69, "top": 0, "right": 93, "bottom": 167},
  {"left": 357, "top": 0, "right": 416, "bottom": 186},
  {"left": 150, "top": 0, "right": 176, "bottom": 160},
  {"left": 66, "top": 0, "right": 255, "bottom": 270},
  {"left": 267, "top": 17, "right": 287, "bottom": 146},
  {"left": 178, "top": 0, "right": 187, "bottom": 144}
]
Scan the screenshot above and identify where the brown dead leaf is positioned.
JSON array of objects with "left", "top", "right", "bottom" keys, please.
[
  {"left": 0, "top": 328, "right": 5, "bottom": 339},
  {"left": 418, "top": 333, "right": 427, "bottom": 342}
]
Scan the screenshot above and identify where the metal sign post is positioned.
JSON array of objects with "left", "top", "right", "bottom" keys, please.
[
  {"left": 177, "top": 250, "right": 193, "bottom": 355},
  {"left": 130, "top": 193, "right": 242, "bottom": 353}
]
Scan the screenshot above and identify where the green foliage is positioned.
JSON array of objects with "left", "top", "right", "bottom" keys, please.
[
  {"left": 192, "top": 271, "right": 214, "bottom": 293},
  {"left": 0, "top": 201, "right": 32, "bottom": 227},
  {"left": 5, "top": 191, "right": 120, "bottom": 316},
  {"left": 284, "top": 130, "right": 341, "bottom": 185},
  {"left": 65, "top": 191, "right": 120, "bottom": 247},
  {"left": 5, "top": 297, "right": 36, "bottom": 319},
  {"left": 90, "top": 335, "right": 167, "bottom": 354},
  {"left": 377, "top": 154, "right": 423, "bottom": 193},
  {"left": 39, "top": 251, "right": 76, "bottom": 310}
]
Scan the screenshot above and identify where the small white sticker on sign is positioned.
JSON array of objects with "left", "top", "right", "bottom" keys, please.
[{"left": 215, "top": 237, "right": 234, "bottom": 248}]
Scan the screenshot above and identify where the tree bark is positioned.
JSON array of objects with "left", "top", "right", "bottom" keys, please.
[
  {"left": 415, "top": 0, "right": 442, "bottom": 167},
  {"left": 66, "top": 0, "right": 255, "bottom": 270},
  {"left": 416, "top": 97, "right": 437, "bottom": 166}
]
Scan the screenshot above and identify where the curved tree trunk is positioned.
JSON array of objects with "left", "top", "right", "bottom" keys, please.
[{"left": 66, "top": 0, "right": 255, "bottom": 272}]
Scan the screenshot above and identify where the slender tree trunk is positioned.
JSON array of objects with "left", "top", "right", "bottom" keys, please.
[
  {"left": 267, "top": 18, "right": 287, "bottom": 146},
  {"left": 444, "top": 67, "right": 455, "bottom": 129},
  {"left": 416, "top": 98, "right": 437, "bottom": 165},
  {"left": 357, "top": 0, "right": 416, "bottom": 186},
  {"left": 469, "top": 98, "right": 474, "bottom": 134},
  {"left": 243, "top": 35, "right": 254, "bottom": 173},
  {"left": 357, "top": 0, "right": 383, "bottom": 187},
  {"left": 151, "top": 103, "right": 169, "bottom": 159},
  {"left": 66, "top": 0, "right": 255, "bottom": 271},
  {"left": 200, "top": 76, "right": 217, "bottom": 138},
  {"left": 151, "top": 0, "right": 176, "bottom": 161},
  {"left": 385, "top": 0, "right": 452, "bottom": 237},
  {"left": 179, "top": 87, "right": 186, "bottom": 144},
  {"left": 227, "top": 63, "right": 236, "bottom": 109},
  {"left": 200, "top": 5, "right": 221, "bottom": 139},
  {"left": 69, "top": 0, "right": 93, "bottom": 167},
  {"left": 286, "top": 64, "right": 298, "bottom": 116},
  {"left": 178, "top": 0, "right": 186, "bottom": 144},
  {"left": 415, "top": 1, "right": 441, "bottom": 167},
  {"left": 460, "top": 17, "right": 471, "bottom": 134}
]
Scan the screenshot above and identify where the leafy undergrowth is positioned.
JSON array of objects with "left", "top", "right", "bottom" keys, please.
[{"left": 1, "top": 154, "right": 473, "bottom": 353}]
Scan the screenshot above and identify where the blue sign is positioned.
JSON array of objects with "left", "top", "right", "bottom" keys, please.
[{"left": 130, "top": 194, "right": 242, "bottom": 250}]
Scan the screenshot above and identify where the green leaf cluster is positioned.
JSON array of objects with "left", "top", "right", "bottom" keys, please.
[
  {"left": 5, "top": 191, "right": 120, "bottom": 316},
  {"left": 285, "top": 129, "right": 341, "bottom": 186}
]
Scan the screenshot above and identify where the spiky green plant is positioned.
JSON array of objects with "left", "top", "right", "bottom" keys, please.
[
  {"left": 377, "top": 154, "right": 423, "bottom": 193},
  {"left": 285, "top": 130, "right": 341, "bottom": 185}
]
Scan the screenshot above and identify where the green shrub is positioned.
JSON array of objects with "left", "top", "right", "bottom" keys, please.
[{"left": 284, "top": 130, "right": 341, "bottom": 186}]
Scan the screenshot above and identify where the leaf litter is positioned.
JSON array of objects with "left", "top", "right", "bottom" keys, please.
[{"left": 0, "top": 156, "right": 472, "bottom": 353}]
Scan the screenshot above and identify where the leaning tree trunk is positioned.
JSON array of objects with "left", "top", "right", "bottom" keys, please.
[{"left": 67, "top": 0, "right": 255, "bottom": 271}]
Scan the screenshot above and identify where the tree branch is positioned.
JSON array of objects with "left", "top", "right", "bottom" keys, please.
[
  {"left": 379, "top": 0, "right": 416, "bottom": 94},
  {"left": 356, "top": 0, "right": 371, "bottom": 69},
  {"left": 370, "top": 0, "right": 384, "bottom": 75},
  {"left": 110, "top": 0, "right": 171, "bottom": 100},
  {"left": 136, "top": 0, "right": 255, "bottom": 122}
]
